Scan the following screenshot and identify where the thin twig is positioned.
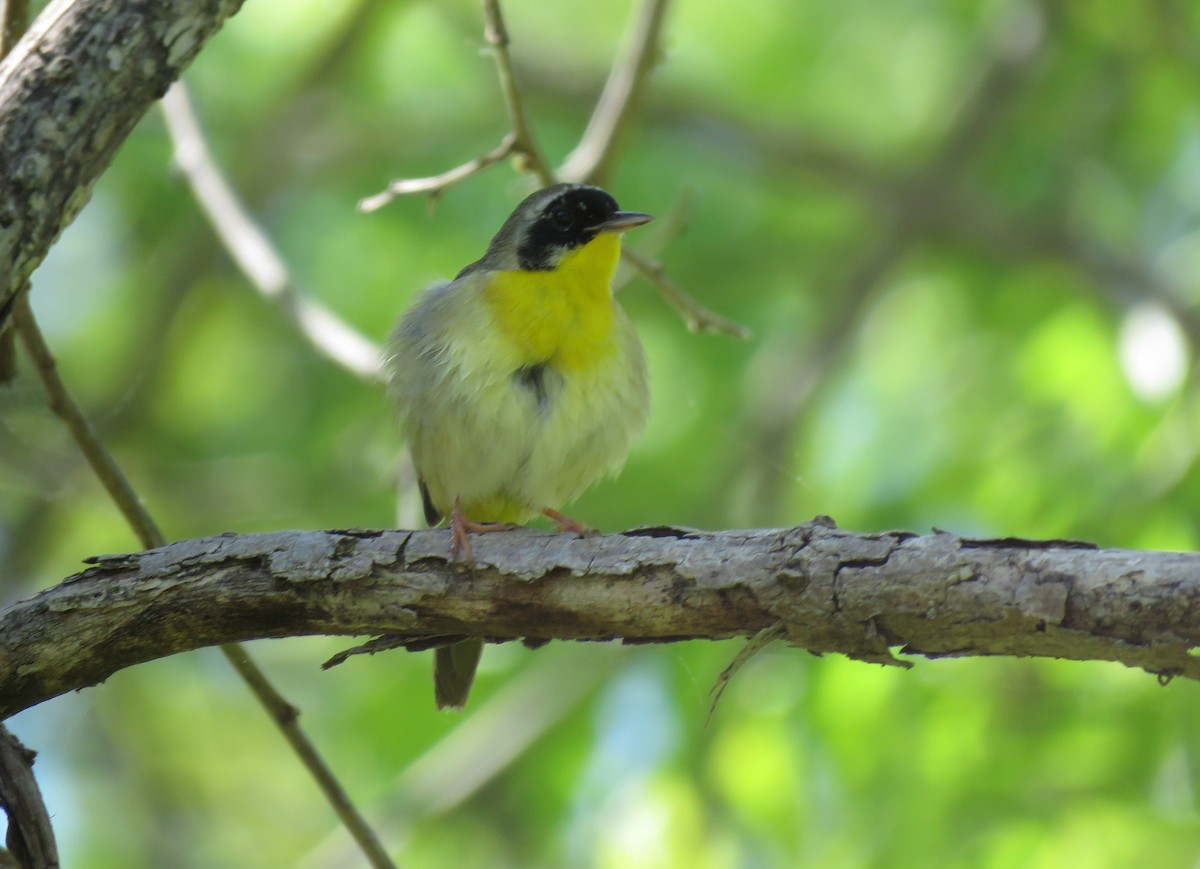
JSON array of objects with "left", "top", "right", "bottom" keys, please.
[
  {"left": 161, "top": 82, "right": 383, "bottom": 383},
  {"left": 12, "top": 291, "right": 164, "bottom": 546},
  {"left": 359, "top": 0, "right": 555, "bottom": 208},
  {"left": 359, "top": 0, "right": 740, "bottom": 344},
  {"left": 481, "top": 0, "right": 554, "bottom": 186},
  {"left": 612, "top": 185, "right": 694, "bottom": 293},
  {"left": 610, "top": 185, "right": 752, "bottom": 339},
  {"left": 299, "top": 647, "right": 619, "bottom": 869},
  {"left": 559, "top": 0, "right": 671, "bottom": 186},
  {"left": 358, "top": 132, "right": 517, "bottom": 212},
  {"left": 622, "top": 247, "right": 751, "bottom": 338},
  {"left": 11, "top": 294, "right": 396, "bottom": 869},
  {"left": 219, "top": 644, "right": 397, "bottom": 869}
]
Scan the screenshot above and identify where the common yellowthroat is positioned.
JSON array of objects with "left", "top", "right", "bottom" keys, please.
[{"left": 386, "top": 183, "right": 652, "bottom": 709}]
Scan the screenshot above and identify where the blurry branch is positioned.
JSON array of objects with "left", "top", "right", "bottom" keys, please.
[
  {"left": 162, "top": 83, "right": 384, "bottom": 382},
  {"left": 358, "top": 0, "right": 553, "bottom": 212},
  {"left": 2, "top": 2, "right": 389, "bottom": 859},
  {"left": 0, "top": 724, "right": 58, "bottom": 869},
  {"left": 6, "top": 520, "right": 1200, "bottom": 720},
  {"left": 622, "top": 247, "right": 750, "bottom": 338},
  {"left": 480, "top": 0, "right": 555, "bottom": 186},
  {"left": 359, "top": 0, "right": 748, "bottom": 339},
  {"left": 746, "top": 8, "right": 1200, "bottom": 352},
  {"left": 11, "top": 295, "right": 164, "bottom": 548},
  {"left": 0, "top": 0, "right": 384, "bottom": 584},
  {"left": 735, "top": 227, "right": 908, "bottom": 507},
  {"left": 0, "top": 0, "right": 247, "bottom": 329},
  {"left": 12, "top": 281, "right": 392, "bottom": 869},
  {"left": 706, "top": 623, "right": 787, "bottom": 727},
  {"left": 558, "top": 0, "right": 670, "bottom": 186},
  {"left": 302, "top": 646, "right": 617, "bottom": 869},
  {"left": 289, "top": 0, "right": 380, "bottom": 98},
  {"left": 358, "top": 132, "right": 520, "bottom": 210}
]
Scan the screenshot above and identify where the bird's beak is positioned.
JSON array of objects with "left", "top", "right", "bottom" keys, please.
[{"left": 594, "top": 211, "right": 654, "bottom": 233}]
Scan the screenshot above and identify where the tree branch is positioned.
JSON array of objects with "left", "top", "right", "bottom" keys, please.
[
  {"left": 4, "top": 520, "right": 1199, "bottom": 720},
  {"left": 355, "top": 0, "right": 749, "bottom": 340},
  {"left": 621, "top": 246, "right": 751, "bottom": 338},
  {"left": 0, "top": 724, "right": 58, "bottom": 869},
  {"left": 357, "top": 132, "right": 518, "bottom": 213},
  {"left": 0, "top": 0, "right": 247, "bottom": 325},
  {"left": 11, "top": 189, "right": 393, "bottom": 869},
  {"left": 558, "top": 0, "right": 671, "bottom": 186},
  {"left": 161, "top": 82, "right": 384, "bottom": 382},
  {"left": 480, "top": 0, "right": 554, "bottom": 186}
]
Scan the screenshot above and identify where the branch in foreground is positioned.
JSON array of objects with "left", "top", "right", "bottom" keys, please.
[
  {"left": 0, "top": 724, "right": 58, "bottom": 868},
  {"left": 0, "top": 0, "right": 247, "bottom": 324},
  {"left": 4, "top": 520, "right": 1199, "bottom": 719},
  {"left": 12, "top": 221, "right": 392, "bottom": 869}
]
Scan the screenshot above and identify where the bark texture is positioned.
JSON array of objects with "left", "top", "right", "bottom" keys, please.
[
  {"left": 3, "top": 520, "right": 1199, "bottom": 719},
  {"left": 0, "top": 0, "right": 246, "bottom": 315},
  {"left": 0, "top": 724, "right": 58, "bottom": 867}
]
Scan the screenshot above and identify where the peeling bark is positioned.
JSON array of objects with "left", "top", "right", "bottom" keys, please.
[{"left": 2, "top": 520, "right": 1199, "bottom": 719}]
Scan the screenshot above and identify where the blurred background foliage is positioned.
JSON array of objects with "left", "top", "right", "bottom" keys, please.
[{"left": 3, "top": 0, "right": 1200, "bottom": 865}]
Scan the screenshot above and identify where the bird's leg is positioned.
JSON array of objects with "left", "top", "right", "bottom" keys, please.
[
  {"left": 449, "top": 498, "right": 521, "bottom": 561},
  {"left": 542, "top": 507, "right": 596, "bottom": 537}
]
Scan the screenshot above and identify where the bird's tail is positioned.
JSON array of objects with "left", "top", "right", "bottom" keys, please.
[{"left": 434, "top": 638, "right": 485, "bottom": 710}]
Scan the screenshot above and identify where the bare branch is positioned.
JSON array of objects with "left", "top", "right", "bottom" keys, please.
[
  {"left": 302, "top": 646, "right": 615, "bottom": 869},
  {"left": 481, "top": 0, "right": 554, "bottom": 186},
  {"left": 4, "top": 522, "right": 1200, "bottom": 720},
  {"left": 0, "top": 724, "right": 58, "bottom": 869},
  {"left": 11, "top": 292, "right": 165, "bottom": 548},
  {"left": 357, "top": 1, "right": 739, "bottom": 345},
  {"left": 559, "top": 0, "right": 671, "bottom": 186},
  {"left": 358, "top": 133, "right": 518, "bottom": 213},
  {"left": 0, "top": 0, "right": 248, "bottom": 325},
  {"left": 13, "top": 285, "right": 393, "bottom": 869},
  {"left": 622, "top": 247, "right": 751, "bottom": 338},
  {"left": 218, "top": 644, "right": 395, "bottom": 869},
  {"left": 161, "top": 83, "right": 384, "bottom": 383},
  {"left": 358, "top": 0, "right": 555, "bottom": 209}
]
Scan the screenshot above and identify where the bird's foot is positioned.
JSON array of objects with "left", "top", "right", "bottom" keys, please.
[
  {"left": 450, "top": 500, "right": 520, "bottom": 561},
  {"left": 542, "top": 507, "right": 596, "bottom": 537}
]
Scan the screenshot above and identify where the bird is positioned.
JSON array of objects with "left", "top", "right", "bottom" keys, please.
[{"left": 385, "top": 182, "right": 653, "bottom": 709}]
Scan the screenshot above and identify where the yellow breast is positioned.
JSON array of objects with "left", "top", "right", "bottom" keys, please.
[{"left": 482, "top": 233, "right": 621, "bottom": 371}]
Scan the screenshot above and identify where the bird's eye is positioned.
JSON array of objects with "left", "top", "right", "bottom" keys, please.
[{"left": 551, "top": 208, "right": 575, "bottom": 229}]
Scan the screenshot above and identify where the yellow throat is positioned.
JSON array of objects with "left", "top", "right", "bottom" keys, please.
[{"left": 484, "top": 233, "right": 621, "bottom": 371}]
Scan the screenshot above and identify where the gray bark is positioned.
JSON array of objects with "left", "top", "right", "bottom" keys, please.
[
  {"left": 3, "top": 519, "right": 1198, "bottom": 719},
  {"left": 0, "top": 0, "right": 246, "bottom": 317},
  {"left": 0, "top": 724, "right": 58, "bottom": 868}
]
